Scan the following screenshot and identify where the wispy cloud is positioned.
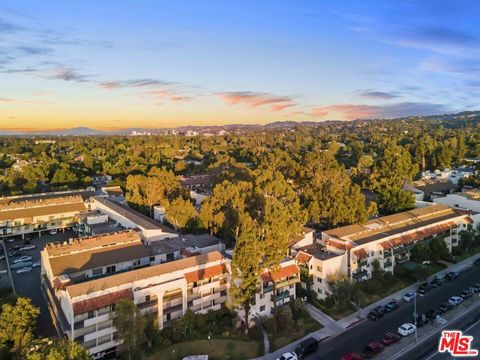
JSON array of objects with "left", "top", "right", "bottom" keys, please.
[
  {"left": 0, "top": 97, "right": 15, "bottom": 102},
  {"left": 217, "top": 91, "right": 295, "bottom": 111},
  {"left": 0, "top": 17, "right": 25, "bottom": 33},
  {"left": 99, "top": 79, "right": 175, "bottom": 89},
  {"left": 16, "top": 45, "right": 53, "bottom": 56},
  {"left": 142, "top": 89, "right": 193, "bottom": 103},
  {"left": 312, "top": 102, "right": 450, "bottom": 120},
  {"left": 47, "top": 68, "right": 90, "bottom": 82},
  {"left": 399, "top": 27, "right": 479, "bottom": 55},
  {"left": 357, "top": 90, "right": 399, "bottom": 100}
]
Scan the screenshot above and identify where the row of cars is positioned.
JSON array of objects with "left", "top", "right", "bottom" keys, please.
[
  {"left": 341, "top": 269, "right": 480, "bottom": 359},
  {"left": 2, "top": 238, "right": 40, "bottom": 274},
  {"left": 276, "top": 337, "right": 319, "bottom": 360}
]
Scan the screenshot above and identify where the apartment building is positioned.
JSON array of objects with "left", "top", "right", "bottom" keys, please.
[
  {"left": 90, "top": 197, "right": 177, "bottom": 241},
  {"left": 246, "top": 259, "right": 300, "bottom": 322},
  {"left": 41, "top": 230, "right": 229, "bottom": 358},
  {"left": 0, "top": 194, "right": 88, "bottom": 239},
  {"left": 294, "top": 205, "right": 472, "bottom": 299}
]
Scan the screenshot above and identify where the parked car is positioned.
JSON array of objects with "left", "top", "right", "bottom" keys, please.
[
  {"left": 341, "top": 353, "right": 363, "bottom": 360},
  {"left": 448, "top": 296, "right": 464, "bottom": 306},
  {"left": 429, "top": 276, "right": 445, "bottom": 288},
  {"left": 381, "top": 332, "right": 401, "bottom": 346},
  {"left": 445, "top": 272, "right": 459, "bottom": 280},
  {"left": 0, "top": 255, "right": 5, "bottom": 260},
  {"left": 384, "top": 301, "right": 399, "bottom": 312},
  {"left": 294, "top": 337, "right": 318, "bottom": 358},
  {"left": 368, "top": 306, "right": 386, "bottom": 320},
  {"left": 10, "top": 250, "right": 24, "bottom": 258},
  {"left": 49, "top": 229, "right": 58, "bottom": 235},
  {"left": 5, "top": 238, "right": 15, "bottom": 243},
  {"left": 403, "top": 292, "right": 416, "bottom": 302},
  {"left": 32, "top": 261, "right": 41, "bottom": 268},
  {"left": 361, "top": 341, "right": 384, "bottom": 358},
  {"left": 473, "top": 258, "right": 480, "bottom": 265},
  {"left": 461, "top": 289, "right": 474, "bottom": 299},
  {"left": 276, "top": 352, "right": 298, "bottom": 360},
  {"left": 426, "top": 309, "right": 437, "bottom": 319},
  {"left": 9, "top": 245, "right": 23, "bottom": 251},
  {"left": 437, "top": 302, "right": 452, "bottom": 314},
  {"left": 414, "top": 314, "right": 426, "bottom": 327},
  {"left": 13, "top": 255, "right": 32, "bottom": 264},
  {"left": 16, "top": 267, "right": 32, "bottom": 274},
  {"left": 20, "top": 244, "right": 36, "bottom": 251},
  {"left": 398, "top": 323, "right": 416, "bottom": 336},
  {"left": 418, "top": 282, "right": 434, "bottom": 294},
  {"left": 472, "top": 283, "right": 480, "bottom": 293}
]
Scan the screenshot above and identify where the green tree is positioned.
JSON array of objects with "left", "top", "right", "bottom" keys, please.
[
  {"left": 429, "top": 238, "right": 449, "bottom": 260},
  {"left": 165, "top": 197, "right": 197, "bottom": 233},
  {"left": 411, "top": 242, "right": 432, "bottom": 263},
  {"left": 229, "top": 213, "right": 261, "bottom": 334},
  {"left": 27, "top": 339, "right": 90, "bottom": 360},
  {"left": 110, "top": 299, "right": 146, "bottom": 360},
  {"left": 0, "top": 297, "right": 40, "bottom": 359}
]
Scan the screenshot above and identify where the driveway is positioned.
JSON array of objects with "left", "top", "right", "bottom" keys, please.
[{"left": 5, "top": 229, "right": 77, "bottom": 337}]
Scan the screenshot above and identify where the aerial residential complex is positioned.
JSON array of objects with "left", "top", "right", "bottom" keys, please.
[
  {"left": 2, "top": 186, "right": 474, "bottom": 358},
  {"left": 294, "top": 204, "right": 473, "bottom": 299}
]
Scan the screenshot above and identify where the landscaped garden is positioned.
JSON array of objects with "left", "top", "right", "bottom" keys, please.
[{"left": 146, "top": 307, "right": 264, "bottom": 360}]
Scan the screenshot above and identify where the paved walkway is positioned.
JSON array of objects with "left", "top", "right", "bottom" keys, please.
[{"left": 254, "top": 254, "right": 480, "bottom": 359}]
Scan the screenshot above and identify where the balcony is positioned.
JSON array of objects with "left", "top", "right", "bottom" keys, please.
[
  {"left": 383, "top": 260, "right": 393, "bottom": 268},
  {"left": 137, "top": 299, "right": 157, "bottom": 310},
  {"left": 163, "top": 303, "right": 183, "bottom": 315},
  {"left": 352, "top": 270, "right": 368, "bottom": 280},
  {"left": 272, "top": 290, "right": 291, "bottom": 302},
  {"left": 275, "top": 277, "right": 300, "bottom": 289}
]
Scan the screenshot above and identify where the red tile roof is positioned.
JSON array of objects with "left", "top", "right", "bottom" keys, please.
[
  {"left": 72, "top": 289, "right": 133, "bottom": 315},
  {"left": 261, "top": 264, "right": 299, "bottom": 283},
  {"left": 353, "top": 248, "right": 368, "bottom": 260},
  {"left": 295, "top": 251, "right": 312, "bottom": 263},
  {"left": 184, "top": 264, "right": 227, "bottom": 283},
  {"left": 379, "top": 222, "right": 457, "bottom": 250}
]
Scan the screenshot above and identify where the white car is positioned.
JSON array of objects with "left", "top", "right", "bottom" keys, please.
[
  {"left": 49, "top": 229, "right": 58, "bottom": 235},
  {"left": 20, "top": 244, "right": 36, "bottom": 251},
  {"left": 5, "top": 238, "right": 15, "bottom": 243},
  {"left": 16, "top": 267, "right": 32, "bottom": 274},
  {"left": 13, "top": 255, "right": 32, "bottom": 264},
  {"left": 403, "top": 292, "right": 416, "bottom": 302},
  {"left": 398, "top": 323, "right": 416, "bottom": 336},
  {"left": 448, "top": 296, "right": 464, "bottom": 306},
  {"left": 32, "top": 261, "right": 41, "bottom": 268},
  {"left": 275, "top": 352, "right": 298, "bottom": 360}
]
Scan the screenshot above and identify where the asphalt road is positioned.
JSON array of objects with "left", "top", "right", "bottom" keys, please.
[
  {"left": 5, "top": 230, "right": 77, "bottom": 337},
  {"left": 310, "top": 264, "right": 480, "bottom": 359},
  {"left": 397, "top": 306, "right": 480, "bottom": 360}
]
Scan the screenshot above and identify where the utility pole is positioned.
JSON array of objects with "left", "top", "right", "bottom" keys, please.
[{"left": 414, "top": 293, "right": 418, "bottom": 342}]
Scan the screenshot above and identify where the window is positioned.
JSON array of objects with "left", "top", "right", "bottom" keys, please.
[
  {"left": 145, "top": 295, "right": 150, "bottom": 302},
  {"left": 260, "top": 305, "right": 265, "bottom": 312},
  {"left": 149, "top": 256, "right": 155, "bottom": 262},
  {"left": 133, "top": 259, "right": 140, "bottom": 267},
  {"left": 87, "top": 311, "right": 95, "bottom": 319},
  {"left": 317, "top": 277, "right": 322, "bottom": 283},
  {"left": 317, "top": 265, "right": 321, "bottom": 272},
  {"left": 166, "top": 252, "right": 174, "bottom": 261},
  {"left": 317, "top": 288, "right": 323, "bottom": 294},
  {"left": 106, "top": 265, "right": 116, "bottom": 274},
  {"left": 92, "top": 268, "right": 103, "bottom": 276},
  {"left": 259, "top": 294, "right": 264, "bottom": 300}
]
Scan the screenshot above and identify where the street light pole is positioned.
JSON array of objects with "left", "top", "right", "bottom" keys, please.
[{"left": 414, "top": 293, "right": 418, "bottom": 342}]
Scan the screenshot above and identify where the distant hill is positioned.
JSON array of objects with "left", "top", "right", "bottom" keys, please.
[{"left": 1, "top": 110, "right": 479, "bottom": 136}]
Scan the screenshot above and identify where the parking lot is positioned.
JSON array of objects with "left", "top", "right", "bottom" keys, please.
[{"left": 4, "top": 229, "right": 78, "bottom": 337}]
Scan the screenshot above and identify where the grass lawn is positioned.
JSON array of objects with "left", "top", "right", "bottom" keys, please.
[
  {"left": 359, "top": 274, "right": 415, "bottom": 307},
  {"left": 269, "top": 314, "right": 322, "bottom": 351},
  {"left": 311, "top": 299, "right": 356, "bottom": 320},
  {"left": 146, "top": 338, "right": 263, "bottom": 360}
]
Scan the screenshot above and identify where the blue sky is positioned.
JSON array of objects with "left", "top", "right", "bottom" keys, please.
[{"left": 0, "top": 0, "right": 479, "bottom": 129}]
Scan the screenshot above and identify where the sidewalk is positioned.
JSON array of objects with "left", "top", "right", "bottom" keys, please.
[{"left": 255, "top": 254, "right": 480, "bottom": 359}]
